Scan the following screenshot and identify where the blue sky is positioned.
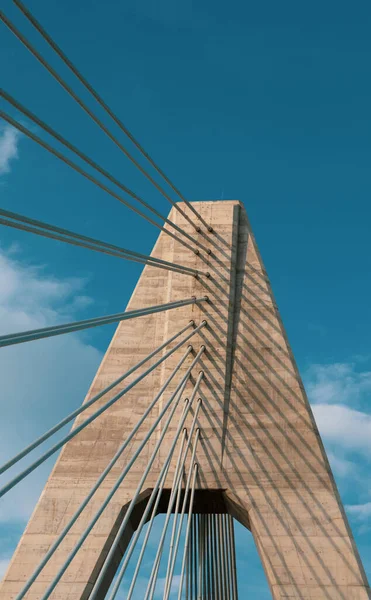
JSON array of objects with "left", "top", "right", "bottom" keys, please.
[{"left": 1, "top": 0, "right": 371, "bottom": 596}]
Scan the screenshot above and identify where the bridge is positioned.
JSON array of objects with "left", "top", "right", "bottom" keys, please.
[{"left": 0, "top": 2, "right": 370, "bottom": 599}]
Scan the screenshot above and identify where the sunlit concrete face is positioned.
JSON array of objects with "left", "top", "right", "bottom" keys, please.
[{"left": 1, "top": 201, "right": 370, "bottom": 600}]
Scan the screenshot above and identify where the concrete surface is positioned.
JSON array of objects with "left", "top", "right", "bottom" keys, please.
[{"left": 1, "top": 201, "right": 369, "bottom": 599}]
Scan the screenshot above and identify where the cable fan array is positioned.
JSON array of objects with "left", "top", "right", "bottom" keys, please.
[{"left": 0, "top": 2, "right": 239, "bottom": 599}]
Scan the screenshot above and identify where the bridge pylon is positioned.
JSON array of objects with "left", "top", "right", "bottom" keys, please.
[{"left": 1, "top": 200, "right": 370, "bottom": 600}]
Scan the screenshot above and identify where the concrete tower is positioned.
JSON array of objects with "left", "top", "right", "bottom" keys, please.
[{"left": 1, "top": 201, "right": 370, "bottom": 600}]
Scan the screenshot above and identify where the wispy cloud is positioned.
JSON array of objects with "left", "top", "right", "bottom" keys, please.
[
  {"left": 0, "top": 245, "right": 102, "bottom": 526},
  {"left": 312, "top": 403, "right": 371, "bottom": 457},
  {"left": 0, "top": 124, "right": 20, "bottom": 175},
  {"left": 0, "top": 249, "right": 93, "bottom": 335},
  {"left": 156, "top": 574, "right": 181, "bottom": 596},
  {"left": 346, "top": 502, "right": 371, "bottom": 521},
  {"left": 346, "top": 502, "right": 371, "bottom": 535},
  {"left": 306, "top": 361, "right": 371, "bottom": 406},
  {"left": 305, "top": 359, "right": 371, "bottom": 458},
  {"left": 304, "top": 357, "right": 371, "bottom": 545},
  {"left": 326, "top": 451, "right": 357, "bottom": 478},
  {"left": 0, "top": 244, "right": 103, "bottom": 584}
]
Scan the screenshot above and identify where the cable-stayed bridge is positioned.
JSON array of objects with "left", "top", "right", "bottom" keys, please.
[{"left": 0, "top": 2, "right": 370, "bottom": 599}]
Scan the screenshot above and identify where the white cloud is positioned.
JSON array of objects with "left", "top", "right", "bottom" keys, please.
[
  {"left": 0, "top": 246, "right": 102, "bottom": 524},
  {"left": 0, "top": 124, "right": 20, "bottom": 175},
  {"left": 346, "top": 502, "right": 371, "bottom": 535},
  {"left": 326, "top": 451, "right": 356, "bottom": 478},
  {"left": 312, "top": 404, "right": 371, "bottom": 458},
  {"left": 306, "top": 359, "right": 371, "bottom": 479},
  {"left": 306, "top": 361, "right": 371, "bottom": 405},
  {"left": 156, "top": 574, "right": 181, "bottom": 596},
  {"left": 346, "top": 502, "right": 371, "bottom": 521},
  {"left": 306, "top": 360, "right": 371, "bottom": 542},
  {"left": 0, "top": 249, "right": 92, "bottom": 334}
]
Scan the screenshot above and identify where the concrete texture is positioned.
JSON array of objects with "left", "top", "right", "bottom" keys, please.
[{"left": 1, "top": 201, "right": 370, "bottom": 599}]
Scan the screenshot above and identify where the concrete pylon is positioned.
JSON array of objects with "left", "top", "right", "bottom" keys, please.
[{"left": 1, "top": 201, "right": 370, "bottom": 600}]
